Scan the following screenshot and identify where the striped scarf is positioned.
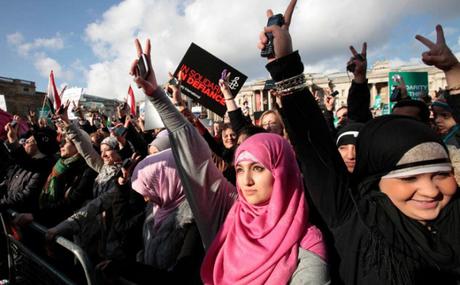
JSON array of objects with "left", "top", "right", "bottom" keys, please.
[{"left": 39, "top": 154, "right": 83, "bottom": 209}]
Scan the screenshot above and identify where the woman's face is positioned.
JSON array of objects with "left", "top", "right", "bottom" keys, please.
[
  {"left": 222, "top": 128, "right": 236, "bottom": 149},
  {"left": 379, "top": 171, "right": 457, "bottom": 224},
  {"left": 338, "top": 144, "right": 356, "bottom": 173},
  {"left": 432, "top": 106, "right": 456, "bottom": 135},
  {"left": 236, "top": 161, "right": 274, "bottom": 205},
  {"left": 100, "top": 144, "right": 121, "bottom": 165},
  {"left": 261, "top": 113, "right": 283, "bottom": 136},
  {"left": 60, "top": 138, "right": 78, "bottom": 158}
]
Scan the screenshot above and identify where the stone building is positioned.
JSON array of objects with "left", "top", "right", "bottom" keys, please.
[
  {"left": 206, "top": 61, "right": 446, "bottom": 122},
  {"left": 0, "top": 76, "right": 122, "bottom": 119},
  {"left": 0, "top": 76, "right": 45, "bottom": 116}
]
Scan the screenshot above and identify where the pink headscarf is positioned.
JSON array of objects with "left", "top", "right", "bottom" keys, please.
[
  {"left": 201, "top": 133, "right": 326, "bottom": 285},
  {"left": 131, "top": 149, "right": 185, "bottom": 230}
]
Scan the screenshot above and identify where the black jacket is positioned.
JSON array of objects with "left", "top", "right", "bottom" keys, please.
[
  {"left": 0, "top": 144, "right": 54, "bottom": 213},
  {"left": 269, "top": 51, "right": 460, "bottom": 284}
]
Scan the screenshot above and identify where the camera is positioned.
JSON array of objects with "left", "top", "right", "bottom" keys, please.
[
  {"left": 10, "top": 120, "right": 17, "bottom": 128},
  {"left": 330, "top": 90, "right": 339, "bottom": 97}
]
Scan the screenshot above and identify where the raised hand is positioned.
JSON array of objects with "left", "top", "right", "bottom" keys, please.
[
  {"left": 347, "top": 42, "right": 367, "bottom": 83},
  {"left": 117, "top": 152, "right": 142, "bottom": 185},
  {"left": 415, "top": 25, "right": 459, "bottom": 71},
  {"left": 324, "top": 89, "right": 336, "bottom": 112},
  {"left": 218, "top": 71, "right": 233, "bottom": 99},
  {"left": 130, "top": 39, "right": 159, "bottom": 97},
  {"left": 219, "top": 70, "right": 238, "bottom": 111},
  {"left": 27, "top": 109, "right": 36, "bottom": 124},
  {"left": 58, "top": 100, "right": 71, "bottom": 124},
  {"left": 393, "top": 75, "right": 408, "bottom": 100},
  {"left": 257, "top": 0, "right": 297, "bottom": 62},
  {"left": 168, "top": 71, "right": 185, "bottom": 107}
]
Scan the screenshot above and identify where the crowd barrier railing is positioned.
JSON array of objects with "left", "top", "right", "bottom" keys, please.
[{"left": 0, "top": 210, "right": 97, "bottom": 285}]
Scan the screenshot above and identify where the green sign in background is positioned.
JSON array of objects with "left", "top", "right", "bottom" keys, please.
[{"left": 387, "top": 71, "right": 429, "bottom": 113}]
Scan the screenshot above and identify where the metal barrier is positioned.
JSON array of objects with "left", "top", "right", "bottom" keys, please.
[{"left": 0, "top": 210, "right": 97, "bottom": 285}]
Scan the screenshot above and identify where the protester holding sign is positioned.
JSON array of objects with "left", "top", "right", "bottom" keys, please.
[
  {"left": 259, "top": 2, "right": 460, "bottom": 281},
  {"left": 168, "top": 72, "right": 237, "bottom": 184}
]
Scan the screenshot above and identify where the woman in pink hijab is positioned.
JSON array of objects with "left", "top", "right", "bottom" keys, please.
[
  {"left": 131, "top": 38, "right": 329, "bottom": 284},
  {"left": 201, "top": 133, "right": 328, "bottom": 285}
]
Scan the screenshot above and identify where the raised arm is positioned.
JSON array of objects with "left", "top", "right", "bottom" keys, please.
[
  {"left": 416, "top": 25, "right": 460, "bottom": 121},
  {"left": 219, "top": 76, "right": 253, "bottom": 134},
  {"left": 130, "top": 39, "right": 236, "bottom": 248},
  {"left": 64, "top": 123, "right": 104, "bottom": 173},
  {"left": 258, "top": 8, "right": 353, "bottom": 228},
  {"left": 346, "top": 43, "right": 372, "bottom": 124}
]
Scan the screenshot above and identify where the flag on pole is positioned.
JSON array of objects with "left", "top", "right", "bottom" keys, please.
[
  {"left": 47, "top": 70, "right": 61, "bottom": 113},
  {"left": 59, "top": 85, "right": 67, "bottom": 98},
  {"left": 127, "top": 85, "right": 136, "bottom": 116}
]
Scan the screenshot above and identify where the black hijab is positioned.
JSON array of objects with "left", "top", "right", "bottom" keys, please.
[
  {"left": 352, "top": 115, "right": 460, "bottom": 284},
  {"left": 336, "top": 122, "right": 364, "bottom": 147}
]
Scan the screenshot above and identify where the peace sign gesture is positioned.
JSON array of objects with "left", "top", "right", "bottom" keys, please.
[
  {"left": 347, "top": 42, "right": 367, "bottom": 83},
  {"left": 257, "top": 0, "right": 297, "bottom": 62},
  {"left": 130, "top": 39, "right": 159, "bottom": 97},
  {"left": 415, "top": 25, "right": 459, "bottom": 71}
]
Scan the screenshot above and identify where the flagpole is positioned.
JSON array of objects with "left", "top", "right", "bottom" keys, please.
[{"left": 40, "top": 93, "right": 48, "bottom": 118}]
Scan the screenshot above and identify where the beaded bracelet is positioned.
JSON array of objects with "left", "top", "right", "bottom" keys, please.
[
  {"left": 275, "top": 74, "right": 306, "bottom": 91},
  {"left": 273, "top": 84, "right": 308, "bottom": 97},
  {"left": 273, "top": 74, "right": 307, "bottom": 96}
]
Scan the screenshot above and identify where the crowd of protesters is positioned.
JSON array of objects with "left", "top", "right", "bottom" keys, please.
[{"left": 1, "top": 0, "right": 460, "bottom": 284}]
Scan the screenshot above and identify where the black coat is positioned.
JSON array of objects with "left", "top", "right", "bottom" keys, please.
[
  {"left": 269, "top": 51, "right": 460, "bottom": 284},
  {"left": 0, "top": 145, "right": 55, "bottom": 213}
]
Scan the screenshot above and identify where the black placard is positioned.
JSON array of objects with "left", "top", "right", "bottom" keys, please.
[{"left": 173, "top": 43, "right": 247, "bottom": 117}]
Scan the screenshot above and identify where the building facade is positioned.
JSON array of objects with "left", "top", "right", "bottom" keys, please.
[
  {"left": 0, "top": 76, "right": 122, "bottom": 119},
  {"left": 0, "top": 76, "right": 45, "bottom": 116},
  {"left": 207, "top": 61, "right": 446, "bottom": 122}
]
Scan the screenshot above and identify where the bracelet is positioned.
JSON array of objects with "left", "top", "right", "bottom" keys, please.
[
  {"left": 224, "top": 97, "right": 234, "bottom": 101},
  {"left": 273, "top": 84, "right": 308, "bottom": 97},
  {"left": 274, "top": 74, "right": 306, "bottom": 92}
]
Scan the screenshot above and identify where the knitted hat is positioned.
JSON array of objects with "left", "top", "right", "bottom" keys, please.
[
  {"left": 431, "top": 97, "right": 453, "bottom": 113},
  {"left": 101, "top": 136, "right": 119, "bottom": 151}
]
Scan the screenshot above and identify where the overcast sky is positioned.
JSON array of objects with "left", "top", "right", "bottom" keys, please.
[{"left": 1, "top": 0, "right": 460, "bottom": 101}]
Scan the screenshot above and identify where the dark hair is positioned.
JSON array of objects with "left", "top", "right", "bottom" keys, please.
[
  {"left": 237, "top": 125, "right": 267, "bottom": 140},
  {"left": 222, "top": 123, "right": 234, "bottom": 132},
  {"left": 392, "top": 99, "right": 430, "bottom": 123},
  {"left": 336, "top": 106, "right": 348, "bottom": 114}
]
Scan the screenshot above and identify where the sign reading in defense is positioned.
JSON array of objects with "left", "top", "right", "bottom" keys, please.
[{"left": 173, "top": 43, "right": 247, "bottom": 117}]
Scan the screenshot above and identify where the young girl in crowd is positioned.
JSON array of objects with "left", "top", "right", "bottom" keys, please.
[
  {"left": 257, "top": 5, "right": 460, "bottom": 282},
  {"left": 130, "top": 36, "right": 329, "bottom": 284}
]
